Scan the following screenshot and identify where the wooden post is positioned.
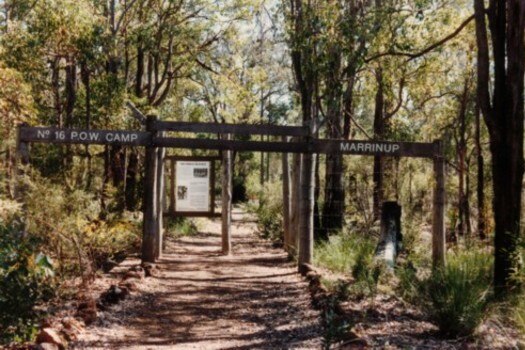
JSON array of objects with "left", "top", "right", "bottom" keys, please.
[
  {"left": 142, "top": 115, "right": 158, "bottom": 263},
  {"left": 432, "top": 140, "right": 446, "bottom": 268},
  {"left": 169, "top": 159, "right": 175, "bottom": 214},
  {"left": 210, "top": 159, "right": 216, "bottom": 214},
  {"left": 155, "top": 138, "right": 166, "bottom": 260},
  {"left": 290, "top": 152, "right": 302, "bottom": 254},
  {"left": 282, "top": 136, "right": 291, "bottom": 250},
  {"left": 221, "top": 134, "right": 232, "bottom": 255},
  {"left": 298, "top": 150, "right": 315, "bottom": 275}
]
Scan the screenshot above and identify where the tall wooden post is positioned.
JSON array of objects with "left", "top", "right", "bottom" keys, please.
[
  {"left": 298, "top": 146, "right": 315, "bottom": 275},
  {"left": 155, "top": 137, "right": 166, "bottom": 260},
  {"left": 142, "top": 115, "right": 158, "bottom": 263},
  {"left": 282, "top": 136, "right": 291, "bottom": 250},
  {"left": 290, "top": 152, "right": 302, "bottom": 254},
  {"left": 221, "top": 134, "right": 232, "bottom": 255},
  {"left": 432, "top": 140, "right": 446, "bottom": 268}
]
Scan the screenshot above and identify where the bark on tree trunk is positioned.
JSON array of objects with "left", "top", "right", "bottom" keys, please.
[
  {"left": 457, "top": 77, "right": 470, "bottom": 238},
  {"left": 322, "top": 153, "right": 344, "bottom": 236},
  {"left": 126, "top": 151, "right": 139, "bottom": 210},
  {"left": 80, "top": 63, "right": 92, "bottom": 190},
  {"left": 474, "top": 0, "right": 525, "bottom": 293},
  {"left": 475, "top": 104, "right": 486, "bottom": 239},
  {"left": 373, "top": 68, "right": 385, "bottom": 221}
]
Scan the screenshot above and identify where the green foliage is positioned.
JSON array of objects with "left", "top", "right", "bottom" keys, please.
[
  {"left": 405, "top": 250, "right": 492, "bottom": 337},
  {"left": 248, "top": 181, "right": 283, "bottom": 241},
  {"left": 23, "top": 174, "right": 141, "bottom": 276},
  {"left": 315, "top": 230, "right": 382, "bottom": 299},
  {"left": 350, "top": 241, "right": 384, "bottom": 299},
  {"left": 165, "top": 217, "right": 199, "bottom": 238},
  {"left": 0, "top": 222, "right": 56, "bottom": 344},
  {"left": 321, "top": 295, "right": 352, "bottom": 350}
]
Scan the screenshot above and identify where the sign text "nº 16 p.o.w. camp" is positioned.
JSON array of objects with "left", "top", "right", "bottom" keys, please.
[{"left": 19, "top": 127, "right": 150, "bottom": 146}]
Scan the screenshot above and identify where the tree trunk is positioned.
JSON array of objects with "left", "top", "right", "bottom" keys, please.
[
  {"left": 65, "top": 57, "right": 77, "bottom": 128},
  {"left": 475, "top": 104, "right": 486, "bottom": 239},
  {"left": 457, "top": 77, "right": 470, "bottom": 238},
  {"left": 52, "top": 57, "right": 62, "bottom": 127},
  {"left": 136, "top": 45, "right": 144, "bottom": 98},
  {"left": 126, "top": 151, "right": 139, "bottom": 210},
  {"left": 322, "top": 153, "right": 344, "bottom": 236},
  {"left": 474, "top": 0, "right": 525, "bottom": 293},
  {"left": 321, "top": 46, "right": 344, "bottom": 236},
  {"left": 373, "top": 68, "right": 385, "bottom": 221},
  {"left": 80, "top": 63, "right": 92, "bottom": 190}
]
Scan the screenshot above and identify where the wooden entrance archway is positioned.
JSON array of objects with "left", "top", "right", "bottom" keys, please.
[{"left": 17, "top": 119, "right": 445, "bottom": 271}]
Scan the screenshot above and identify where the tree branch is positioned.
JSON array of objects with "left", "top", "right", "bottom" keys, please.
[{"left": 365, "top": 14, "right": 475, "bottom": 63}]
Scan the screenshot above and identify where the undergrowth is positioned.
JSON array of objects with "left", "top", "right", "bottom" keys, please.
[
  {"left": 398, "top": 249, "right": 492, "bottom": 338},
  {"left": 247, "top": 180, "right": 283, "bottom": 241},
  {"left": 165, "top": 216, "right": 199, "bottom": 238},
  {"left": 0, "top": 222, "right": 56, "bottom": 344}
]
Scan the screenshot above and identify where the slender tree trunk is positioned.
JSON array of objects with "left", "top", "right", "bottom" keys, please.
[
  {"left": 65, "top": 57, "right": 77, "bottom": 128},
  {"left": 126, "top": 151, "right": 139, "bottom": 210},
  {"left": 136, "top": 45, "right": 144, "bottom": 97},
  {"left": 475, "top": 104, "right": 486, "bottom": 239},
  {"left": 80, "top": 63, "right": 92, "bottom": 190},
  {"left": 457, "top": 77, "right": 470, "bottom": 237},
  {"left": 373, "top": 68, "right": 385, "bottom": 221},
  {"left": 52, "top": 57, "right": 62, "bottom": 127},
  {"left": 321, "top": 47, "right": 344, "bottom": 236},
  {"left": 465, "top": 160, "right": 472, "bottom": 236}
]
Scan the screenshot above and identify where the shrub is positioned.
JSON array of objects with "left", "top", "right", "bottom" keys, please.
[
  {"left": 0, "top": 223, "right": 56, "bottom": 344},
  {"left": 350, "top": 240, "right": 383, "bottom": 299},
  {"left": 165, "top": 216, "right": 198, "bottom": 238},
  {"left": 22, "top": 175, "right": 141, "bottom": 277},
  {"left": 417, "top": 250, "right": 492, "bottom": 337},
  {"left": 315, "top": 230, "right": 382, "bottom": 299},
  {"left": 249, "top": 180, "right": 283, "bottom": 241}
]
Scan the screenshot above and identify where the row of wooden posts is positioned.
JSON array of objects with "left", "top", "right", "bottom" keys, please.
[
  {"left": 137, "top": 116, "right": 446, "bottom": 272},
  {"left": 17, "top": 116, "right": 446, "bottom": 273}
]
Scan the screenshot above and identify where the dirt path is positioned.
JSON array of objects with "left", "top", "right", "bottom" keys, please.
[{"left": 73, "top": 208, "right": 322, "bottom": 349}]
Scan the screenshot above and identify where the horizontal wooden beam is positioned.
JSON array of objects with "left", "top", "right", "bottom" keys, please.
[
  {"left": 18, "top": 126, "right": 437, "bottom": 158},
  {"left": 153, "top": 121, "right": 309, "bottom": 137},
  {"left": 19, "top": 126, "right": 150, "bottom": 146},
  {"left": 154, "top": 137, "right": 436, "bottom": 158}
]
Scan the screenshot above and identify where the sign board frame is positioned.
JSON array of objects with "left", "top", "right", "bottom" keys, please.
[{"left": 164, "top": 155, "right": 220, "bottom": 218}]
